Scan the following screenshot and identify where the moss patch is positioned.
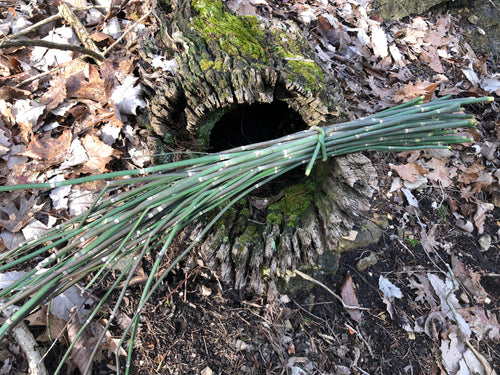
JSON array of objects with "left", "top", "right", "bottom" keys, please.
[
  {"left": 285, "top": 59, "right": 325, "bottom": 92},
  {"left": 191, "top": 0, "right": 267, "bottom": 63},
  {"left": 271, "top": 29, "right": 325, "bottom": 93},
  {"left": 266, "top": 180, "right": 315, "bottom": 228}
]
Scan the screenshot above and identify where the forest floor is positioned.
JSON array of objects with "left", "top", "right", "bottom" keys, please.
[{"left": 0, "top": 0, "right": 498, "bottom": 374}]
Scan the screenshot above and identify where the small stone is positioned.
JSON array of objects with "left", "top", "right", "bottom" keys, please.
[
  {"left": 356, "top": 252, "right": 378, "bottom": 271},
  {"left": 478, "top": 235, "right": 491, "bottom": 251},
  {"left": 201, "top": 367, "right": 213, "bottom": 375},
  {"left": 468, "top": 15, "right": 479, "bottom": 24}
]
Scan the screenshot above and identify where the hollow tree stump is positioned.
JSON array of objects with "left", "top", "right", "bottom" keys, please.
[{"left": 138, "top": 0, "right": 378, "bottom": 295}]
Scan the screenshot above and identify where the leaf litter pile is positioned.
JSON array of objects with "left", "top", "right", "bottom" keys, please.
[{"left": 0, "top": 0, "right": 499, "bottom": 374}]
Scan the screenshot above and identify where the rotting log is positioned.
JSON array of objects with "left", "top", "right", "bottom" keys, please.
[{"left": 137, "top": 0, "right": 377, "bottom": 294}]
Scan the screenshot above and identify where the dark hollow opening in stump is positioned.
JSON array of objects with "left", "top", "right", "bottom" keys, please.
[{"left": 209, "top": 100, "right": 308, "bottom": 152}]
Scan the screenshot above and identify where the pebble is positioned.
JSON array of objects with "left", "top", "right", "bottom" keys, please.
[
  {"left": 478, "top": 235, "right": 491, "bottom": 251},
  {"left": 356, "top": 252, "right": 378, "bottom": 271}
]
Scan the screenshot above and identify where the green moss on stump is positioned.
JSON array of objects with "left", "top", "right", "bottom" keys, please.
[
  {"left": 266, "top": 180, "right": 315, "bottom": 228},
  {"left": 191, "top": 0, "right": 267, "bottom": 62}
]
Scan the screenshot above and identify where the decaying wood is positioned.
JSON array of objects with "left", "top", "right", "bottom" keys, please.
[
  {"left": 186, "top": 153, "right": 378, "bottom": 295},
  {"left": 139, "top": 0, "right": 348, "bottom": 145},
  {"left": 137, "top": 0, "right": 377, "bottom": 294}
]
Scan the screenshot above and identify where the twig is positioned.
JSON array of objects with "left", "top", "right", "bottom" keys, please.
[
  {"left": 58, "top": 4, "right": 101, "bottom": 60},
  {"left": 0, "top": 39, "right": 104, "bottom": 61},
  {"left": 344, "top": 323, "right": 374, "bottom": 357},
  {"left": 3, "top": 14, "right": 61, "bottom": 40},
  {"left": 102, "top": 9, "right": 153, "bottom": 56},
  {"left": 15, "top": 66, "right": 62, "bottom": 88},
  {"left": 293, "top": 269, "right": 369, "bottom": 311},
  {"left": 2, "top": 6, "right": 107, "bottom": 41},
  {"left": 2, "top": 307, "right": 48, "bottom": 375}
]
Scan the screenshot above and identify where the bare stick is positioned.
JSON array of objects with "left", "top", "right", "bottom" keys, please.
[
  {"left": 15, "top": 66, "right": 62, "bottom": 88},
  {"left": 102, "top": 9, "right": 153, "bottom": 56},
  {"left": 293, "top": 269, "right": 369, "bottom": 311},
  {"left": 3, "top": 307, "right": 48, "bottom": 375},
  {"left": 0, "top": 39, "right": 104, "bottom": 61}
]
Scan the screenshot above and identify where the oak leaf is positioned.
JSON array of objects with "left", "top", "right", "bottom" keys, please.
[
  {"left": 390, "top": 162, "right": 428, "bottom": 183},
  {"left": 79, "top": 134, "right": 119, "bottom": 174},
  {"left": 19, "top": 129, "right": 72, "bottom": 167}
]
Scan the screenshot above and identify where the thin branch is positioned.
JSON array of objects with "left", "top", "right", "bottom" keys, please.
[
  {"left": 3, "top": 307, "right": 48, "bottom": 375},
  {"left": 102, "top": 9, "right": 153, "bottom": 56},
  {"left": 293, "top": 269, "right": 370, "bottom": 311},
  {"left": 15, "top": 66, "right": 62, "bottom": 88},
  {"left": 0, "top": 39, "right": 104, "bottom": 61},
  {"left": 3, "top": 14, "right": 61, "bottom": 40}
]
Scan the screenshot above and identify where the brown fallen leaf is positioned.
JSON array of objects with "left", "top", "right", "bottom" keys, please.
[
  {"left": 19, "top": 129, "right": 72, "bottom": 167},
  {"left": 420, "top": 224, "right": 439, "bottom": 254},
  {"left": 472, "top": 199, "right": 494, "bottom": 235},
  {"left": 424, "top": 158, "right": 456, "bottom": 188},
  {"left": 390, "top": 162, "right": 428, "bottom": 183},
  {"left": 67, "top": 307, "right": 93, "bottom": 374},
  {"left": 40, "top": 72, "right": 68, "bottom": 112},
  {"left": 79, "top": 134, "right": 120, "bottom": 174},
  {"left": 419, "top": 47, "right": 444, "bottom": 74},
  {"left": 472, "top": 170, "right": 495, "bottom": 194},
  {"left": 451, "top": 254, "right": 489, "bottom": 303},
  {"left": 458, "top": 161, "right": 484, "bottom": 184},
  {"left": 0, "top": 192, "right": 43, "bottom": 232},
  {"left": 393, "top": 80, "right": 439, "bottom": 103},
  {"left": 25, "top": 305, "right": 68, "bottom": 344},
  {"left": 341, "top": 273, "right": 362, "bottom": 323},
  {"left": 408, "top": 273, "right": 438, "bottom": 308},
  {"left": 459, "top": 306, "right": 500, "bottom": 341}
]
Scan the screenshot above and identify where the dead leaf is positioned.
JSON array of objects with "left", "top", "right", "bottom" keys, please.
[
  {"left": 427, "top": 273, "right": 471, "bottom": 337},
  {"left": 111, "top": 76, "right": 147, "bottom": 116},
  {"left": 390, "top": 162, "right": 428, "bottom": 183},
  {"left": 408, "top": 273, "right": 437, "bottom": 308},
  {"left": 419, "top": 47, "right": 444, "bottom": 74},
  {"left": 79, "top": 134, "right": 119, "bottom": 174},
  {"left": 423, "top": 17, "right": 452, "bottom": 47},
  {"left": 19, "top": 129, "right": 72, "bottom": 167},
  {"left": 341, "top": 273, "right": 362, "bottom": 323},
  {"left": 451, "top": 255, "right": 489, "bottom": 303},
  {"left": 88, "top": 320, "right": 127, "bottom": 358},
  {"left": 25, "top": 306, "right": 68, "bottom": 344},
  {"left": 440, "top": 326, "right": 486, "bottom": 375},
  {"left": 227, "top": 0, "right": 269, "bottom": 16},
  {"left": 90, "top": 31, "right": 115, "bottom": 44},
  {"left": 379, "top": 276, "right": 402, "bottom": 320},
  {"left": 424, "top": 158, "right": 456, "bottom": 188},
  {"left": 459, "top": 307, "right": 500, "bottom": 341},
  {"left": 370, "top": 21, "right": 388, "bottom": 58},
  {"left": 393, "top": 80, "right": 438, "bottom": 103},
  {"left": 420, "top": 224, "right": 439, "bottom": 254},
  {"left": 473, "top": 200, "right": 494, "bottom": 235},
  {"left": 67, "top": 307, "right": 93, "bottom": 374},
  {"left": 472, "top": 170, "right": 495, "bottom": 194},
  {"left": 0, "top": 86, "right": 30, "bottom": 102},
  {"left": 40, "top": 73, "right": 68, "bottom": 112},
  {"left": 0, "top": 192, "right": 42, "bottom": 232}
]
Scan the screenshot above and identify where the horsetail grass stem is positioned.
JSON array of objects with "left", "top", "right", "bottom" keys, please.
[{"left": 0, "top": 96, "right": 492, "bottom": 374}]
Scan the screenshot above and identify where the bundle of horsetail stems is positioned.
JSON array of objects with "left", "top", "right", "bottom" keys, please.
[{"left": 0, "top": 95, "right": 492, "bottom": 373}]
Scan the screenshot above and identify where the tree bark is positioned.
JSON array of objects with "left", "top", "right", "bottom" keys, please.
[
  {"left": 138, "top": 0, "right": 348, "bottom": 145},
  {"left": 138, "top": 0, "right": 378, "bottom": 295}
]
